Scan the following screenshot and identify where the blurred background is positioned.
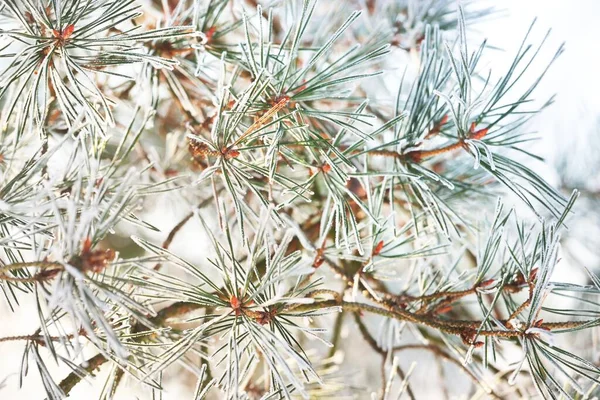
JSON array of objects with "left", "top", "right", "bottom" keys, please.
[
  {"left": 1, "top": 0, "right": 599, "bottom": 398},
  {"left": 481, "top": 0, "right": 600, "bottom": 285}
]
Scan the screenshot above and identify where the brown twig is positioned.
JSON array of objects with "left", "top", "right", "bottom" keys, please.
[
  {"left": 153, "top": 211, "right": 194, "bottom": 271},
  {"left": 392, "top": 344, "right": 502, "bottom": 399},
  {"left": 152, "top": 195, "right": 217, "bottom": 272},
  {"left": 0, "top": 331, "right": 82, "bottom": 346},
  {"left": 405, "top": 124, "right": 489, "bottom": 162},
  {"left": 353, "top": 313, "right": 417, "bottom": 400},
  {"left": 58, "top": 353, "right": 108, "bottom": 395},
  {"left": 0, "top": 261, "right": 64, "bottom": 283},
  {"left": 288, "top": 299, "right": 591, "bottom": 340},
  {"left": 58, "top": 300, "right": 205, "bottom": 396}
]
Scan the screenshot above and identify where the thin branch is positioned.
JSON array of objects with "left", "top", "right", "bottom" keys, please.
[
  {"left": 353, "top": 313, "right": 417, "bottom": 400},
  {"left": 0, "top": 261, "right": 64, "bottom": 283},
  {"left": 288, "top": 300, "right": 592, "bottom": 339},
  {"left": 58, "top": 353, "right": 108, "bottom": 396},
  {"left": 392, "top": 344, "right": 501, "bottom": 399}
]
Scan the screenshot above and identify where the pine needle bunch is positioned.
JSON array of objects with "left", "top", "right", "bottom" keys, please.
[
  {"left": 0, "top": 1, "right": 598, "bottom": 399},
  {"left": 0, "top": 0, "right": 195, "bottom": 138}
]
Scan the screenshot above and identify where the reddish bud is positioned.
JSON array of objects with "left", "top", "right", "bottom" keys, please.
[
  {"left": 205, "top": 26, "right": 217, "bottom": 43},
  {"left": 479, "top": 278, "right": 495, "bottom": 287},
  {"left": 52, "top": 25, "right": 75, "bottom": 41},
  {"left": 313, "top": 249, "right": 325, "bottom": 268},
  {"left": 230, "top": 295, "right": 244, "bottom": 316},
  {"left": 79, "top": 240, "right": 116, "bottom": 273},
  {"left": 165, "top": 168, "right": 178, "bottom": 177},
  {"left": 529, "top": 268, "right": 539, "bottom": 283},
  {"left": 63, "top": 24, "right": 75, "bottom": 39},
  {"left": 471, "top": 128, "right": 488, "bottom": 140},
  {"left": 435, "top": 305, "right": 453, "bottom": 314},
  {"left": 82, "top": 237, "right": 92, "bottom": 254},
  {"left": 373, "top": 240, "right": 384, "bottom": 256},
  {"left": 224, "top": 149, "right": 240, "bottom": 159},
  {"left": 230, "top": 295, "right": 240, "bottom": 309}
]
